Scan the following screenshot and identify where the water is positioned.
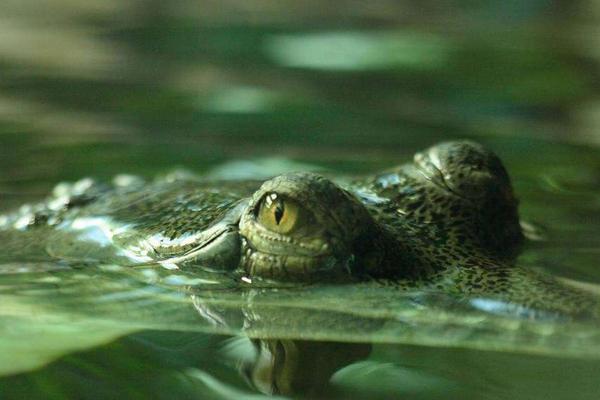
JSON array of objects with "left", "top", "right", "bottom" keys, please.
[{"left": 1, "top": 1, "right": 600, "bottom": 399}]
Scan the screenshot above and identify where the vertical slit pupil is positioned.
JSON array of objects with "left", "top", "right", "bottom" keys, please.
[{"left": 274, "top": 200, "right": 285, "bottom": 225}]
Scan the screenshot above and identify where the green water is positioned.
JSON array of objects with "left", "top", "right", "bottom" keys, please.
[{"left": 1, "top": 1, "right": 600, "bottom": 399}]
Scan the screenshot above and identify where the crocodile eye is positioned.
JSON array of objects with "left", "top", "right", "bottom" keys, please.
[{"left": 257, "top": 193, "right": 305, "bottom": 234}]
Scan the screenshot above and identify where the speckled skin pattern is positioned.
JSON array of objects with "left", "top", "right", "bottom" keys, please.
[
  {"left": 1, "top": 141, "right": 597, "bottom": 317},
  {"left": 354, "top": 141, "right": 597, "bottom": 317}
]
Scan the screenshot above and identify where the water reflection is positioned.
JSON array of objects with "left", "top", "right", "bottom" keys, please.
[
  {"left": 241, "top": 338, "right": 371, "bottom": 396},
  {"left": 264, "top": 31, "right": 450, "bottom": 71},
  {"left": 4, "top": 325, "right": 599, "bottom": 399}
]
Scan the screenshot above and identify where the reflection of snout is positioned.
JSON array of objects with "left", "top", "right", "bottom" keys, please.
[{"left": 243, "top": 339, "right": 372, "bottom": 396}]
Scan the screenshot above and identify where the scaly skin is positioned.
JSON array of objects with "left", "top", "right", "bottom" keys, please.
[{"left": 0, "top": 141, "right": 597, "bottom": 318}]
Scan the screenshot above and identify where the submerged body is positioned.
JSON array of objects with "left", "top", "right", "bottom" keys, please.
[{"left": 1, "top": 141, "right": 597, "bottom": 318}]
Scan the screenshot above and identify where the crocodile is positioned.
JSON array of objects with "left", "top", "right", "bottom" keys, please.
[{"left": 1, "top": 140, "right": 597, "bottom": 318}]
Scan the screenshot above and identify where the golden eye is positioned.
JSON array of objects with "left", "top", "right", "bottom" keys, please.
[{"left": 257, "top": 193, "right": 302, "bottom": 234}]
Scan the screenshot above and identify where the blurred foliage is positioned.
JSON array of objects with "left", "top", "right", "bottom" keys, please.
[{"left": 1, "top": 0, "right": 600, "bottom": 195}]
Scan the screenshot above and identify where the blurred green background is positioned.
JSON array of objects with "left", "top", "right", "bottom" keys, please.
[{"left": 1, "top": 0, "right": 600, "bottom": 201}]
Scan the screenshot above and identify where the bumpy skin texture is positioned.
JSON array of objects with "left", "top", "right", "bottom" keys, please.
[
  {"left": 355, "top": 142, "right": 596, "bottom": 317},
  {"left": 1, "top": 141, "right": 597, "bottom": 318}
]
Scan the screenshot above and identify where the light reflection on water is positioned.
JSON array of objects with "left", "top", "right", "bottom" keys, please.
[
  {"left": 1, "top": 1, "right": 600, "bottom": 399},
  {"left": 264, "top": 31, "right": 451, "bottom": 71}
]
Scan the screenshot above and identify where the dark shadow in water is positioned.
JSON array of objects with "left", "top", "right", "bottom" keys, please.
[
  {"left": 0, "top": 330, "right": 371, "bottom": 399},
  {"left": 241, "top": 338, "right": 371, "bottom": 397}
]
